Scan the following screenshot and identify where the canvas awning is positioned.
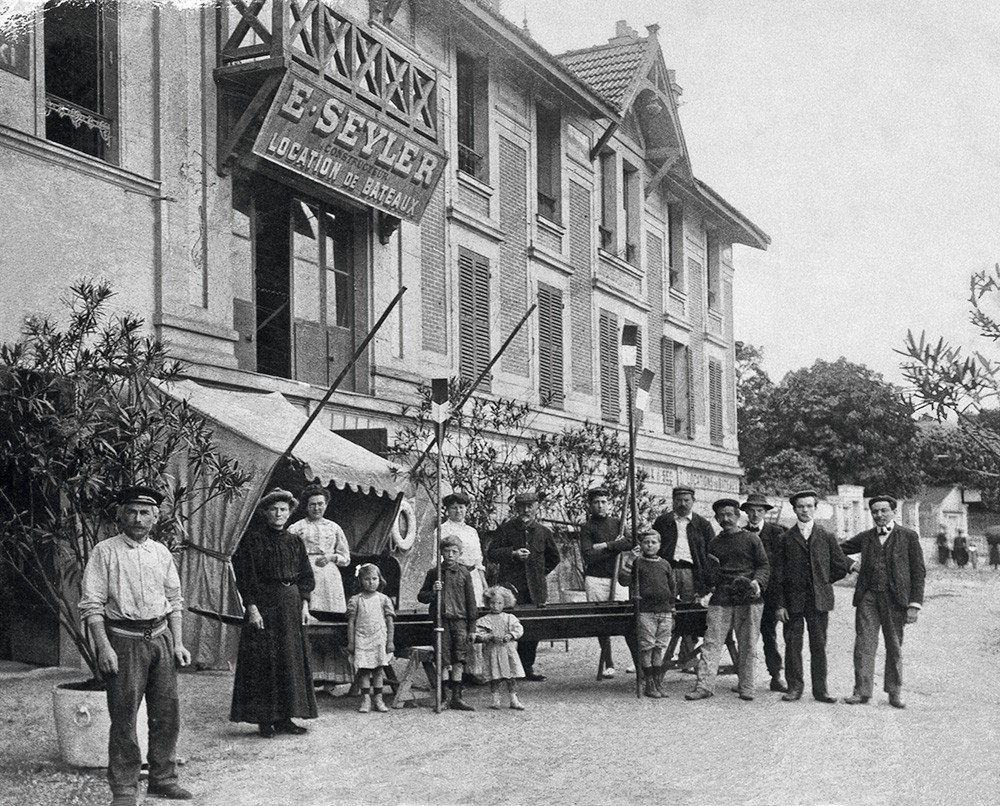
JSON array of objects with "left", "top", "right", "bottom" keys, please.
[{"left": 155, "top": 379, "right": 406, "bottom": 667}]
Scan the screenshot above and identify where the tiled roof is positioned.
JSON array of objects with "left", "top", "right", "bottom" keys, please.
[{"left": 557, "top": 38, "right": 649, "bottom": 109}]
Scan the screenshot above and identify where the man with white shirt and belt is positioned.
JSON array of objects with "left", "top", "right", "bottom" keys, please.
[
  {"left": 79, "top": 486, "right": 192, "bottom": 806},
  {"left": 652, "top": 486, "right": 715, "bottom": 669},
  {"left": 840, "top": 494, "right": 926, "bottom": 709}
]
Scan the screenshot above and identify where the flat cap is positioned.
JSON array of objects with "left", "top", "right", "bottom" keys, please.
[
  {"left": 118, "top": 485, "right": 164, "bottom": 507},
  {"left": 587, "top": 487, "right": 610, "bottom": 501},
  {"left": 671, "top": 485, "right": 696, "bottom": 497},
  {"left": 740, "top": 492, "right": 773, "bottom": 512},
  {"left": 789, "top": 489, "right": 819, "bottom": 506},
  {"left": 443, "top": 491, "right": 470, "bottom": 508},
  {"left": 514, "top": 491, "right": 538, "bottom": 505},
  {"left": 712, "top": 498, "right": 742, "bottom": 513},
  {"left": 868, "top": 494, "right": 898, "bottom": 510}
]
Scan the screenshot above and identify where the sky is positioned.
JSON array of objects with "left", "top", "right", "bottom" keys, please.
[{"left": 506, "top": 0, "right": 1000, "bottom": 387}]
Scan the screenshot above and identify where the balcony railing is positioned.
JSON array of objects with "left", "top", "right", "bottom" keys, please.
[{"left": 218, "top": 0, "right": 438, "bottom": 143}]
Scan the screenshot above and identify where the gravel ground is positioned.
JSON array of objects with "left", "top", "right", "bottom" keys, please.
[{"left": 3, "top": 565, "right": 999, "bottom": 806}]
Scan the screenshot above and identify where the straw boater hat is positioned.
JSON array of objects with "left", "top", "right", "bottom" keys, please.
[
  {"left": 740, "top": 493, "right": 773, "bottom": 513},
  {"left": 259, "top": 488, "right": 298, "bottom": 510}
]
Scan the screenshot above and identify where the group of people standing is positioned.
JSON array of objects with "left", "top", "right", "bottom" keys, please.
[{"left": 595, "top": 485, "right": 927, "bottom": 708}]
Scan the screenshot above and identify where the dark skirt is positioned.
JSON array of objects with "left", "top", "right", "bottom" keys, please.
[
  {"left": 937, "top": 545, "right": 950, "bottom": 565},
  {"left": 230, "top": 583, "right": 318, "bottom": 724},
  {"left": 990, "top": 544, "right": 1000, "bottom": 567}
]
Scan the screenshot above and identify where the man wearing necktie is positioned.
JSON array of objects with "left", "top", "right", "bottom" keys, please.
[
  {"left": 740, "top": 493, "right": 789, "bottom": 692},
  {"left": 840, "top": 495, "right": 926, "bottom": 709},
  {"left": 771, "top": 489, "right": 851, "bottom": 703}
]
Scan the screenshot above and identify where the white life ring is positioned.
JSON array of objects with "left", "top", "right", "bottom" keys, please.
[{"left": 391, "top": 497, "right": 417, "bottom": 551}]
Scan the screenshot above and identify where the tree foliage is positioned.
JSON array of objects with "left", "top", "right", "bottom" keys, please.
[
  {"left": 738, "top": 355, "right": 921, "bottom": 496},
  {"left": 389, "top": 379, "right": 663, "bottom": 534},
  {"left": 0, "top": 280, "right": 250, "bottom": 680},
  {"left": 735, "top": 341, "right": 775, "bottom": 483}
]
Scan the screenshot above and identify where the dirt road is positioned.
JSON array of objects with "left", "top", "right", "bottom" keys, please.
[{"left": 3, "top": 566, "right": 998, "bottom": 805}]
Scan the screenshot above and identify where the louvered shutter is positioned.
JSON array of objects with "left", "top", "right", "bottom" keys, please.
[
  {"left": 537, "top": 284, "right": 564, "bottom": 408},
  {"left": 661, "top": 336, "right": 675, "bottom": 433},
  {"left": 709, "top": 358, "right": 724, "bottom": 446},
  {"left": 458, "top": 247, "right": 491, "bottom": 392},
  {"left": 685, "top": 346, "right": 695, "bottom": 439},
  {"left": 599, "top": 310, "right": 619, "bottom": 421}
]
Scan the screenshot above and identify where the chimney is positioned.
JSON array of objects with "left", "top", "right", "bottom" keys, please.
[{"left": 609, "top": 20, "right": 639, "bottom": 44}]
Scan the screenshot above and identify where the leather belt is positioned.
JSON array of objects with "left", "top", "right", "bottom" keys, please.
[{"left": 106, "top": 617, "right": 168, "bottom": 641}]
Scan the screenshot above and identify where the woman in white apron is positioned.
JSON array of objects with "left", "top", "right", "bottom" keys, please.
[{"left": 288, "top": 484, "right": 351, "bottom": 689}]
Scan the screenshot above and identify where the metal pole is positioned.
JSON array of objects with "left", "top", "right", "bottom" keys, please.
[
  {"left": 626, "top": 366, "right": 642, "bottom": 699},
  {"left": 410, "top": 303, "right": 537, "bottom": 478},
  {"left": 280, "top": 286, "right": 407, "bottom": 464},
  {"left": 434, "top": 416, "right": 444, "bottom": 713}
]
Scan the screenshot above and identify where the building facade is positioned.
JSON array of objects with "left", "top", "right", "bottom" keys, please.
[{"left": 1, "top": 2, "right": 767, "bottom": 527}]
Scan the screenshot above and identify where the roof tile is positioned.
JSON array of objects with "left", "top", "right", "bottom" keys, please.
[{"left": 557, "top": 39, "right": 648, "bottom": 109}]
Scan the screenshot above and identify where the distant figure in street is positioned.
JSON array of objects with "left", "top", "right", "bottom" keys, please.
[
  {"left": 935, "top": 529, "right": 950, "bottom": 566},
  {"left": 685, "top": 498, "right": 769, "bottom": 702},
  {"left": 952, "top": 531, "right": 969, "bottom": 568},
  {"left": 230, "top": 488, "right": 317, "bottom": 737},
  {"left": 989, "top": 536, "right": 1000, "bottom": 570},
  {"left": 347, "top": 563, "right": 395, "bottom": 713},
  {"left": 474, "top": 585, "right": 526, "bottom": 710},
  {"left": 740, "top": 493, "right": 788, "bottom": 692},
  {"left": 841, "top": 495, "right": 926, "bottom": 709},
  {"left": 619, "top": 532, "right": 675, "bottom": 698},
  {"left": 771, "top": 490, "right": 851, "bottom": 704},
  {"left": 418, "top": 534, "right": 477, "bottom": 710},
  {"left": 79, "top": 485, "right": 193, "bottom": 806},
  {"left": 487, "top": 491, "right": 560, "bottom": 681},
  {"left": 579, "top": 486, "right": 633, "bottom": 678}
]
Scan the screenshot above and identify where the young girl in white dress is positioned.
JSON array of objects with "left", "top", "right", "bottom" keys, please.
[
  {"left": 346, "top": 563, "right": 395, "bottom": 713},
  {"left": 474, "top": 585, "right": 526, "bottom": 710}
]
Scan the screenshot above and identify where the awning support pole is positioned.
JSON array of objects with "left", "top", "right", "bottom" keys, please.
[{"left": 279, "top": 286, "right": 407, "bottom": 466}]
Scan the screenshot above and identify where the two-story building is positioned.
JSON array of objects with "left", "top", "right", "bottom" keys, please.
[{"left": 0, "top": 1, "right": 768, "bottom": 663}]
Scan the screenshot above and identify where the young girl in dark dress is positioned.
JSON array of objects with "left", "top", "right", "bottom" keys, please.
[{"left": 230, "top": 489, "right": 317, "bottom": 737}]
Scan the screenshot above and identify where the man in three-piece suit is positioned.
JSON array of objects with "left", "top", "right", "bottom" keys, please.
[
  {"left": 840, "top": 495, "right": 926, "bottom": 709},
  {"left": 772, "top": 489, "right": 852, "bottom": 703},
  {"left": 741, "top": 493, "right": 789, "bottom": 692}
]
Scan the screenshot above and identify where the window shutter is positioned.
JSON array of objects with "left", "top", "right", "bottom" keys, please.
[
  {"left": 599, "top": 310, "right": 619, "bottom": 421},
  {"left": 685, "top": 346, "right": 695, "bottom": 439},
  {"left": 661, "top": 336, "right": 675, "bottom": 433},
  {"left": 709, "top": 358, "right": 724, "bottom": 446},
  {"left": 459, "top": 247, "right": 491, "bottom": 392},
  {"left": 538, "top": 284, "right": 564, "bottom": 408}
]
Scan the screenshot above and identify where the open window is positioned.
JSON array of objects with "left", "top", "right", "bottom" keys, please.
[
  {"left": 456, "top": 49, "right": 489, "bottom": 182},
  {"left": 535, "top": 102, "right": 562, "bottom": 223},
  {"left": 43, "top": 0, "right": 118, "bottom": 162}
]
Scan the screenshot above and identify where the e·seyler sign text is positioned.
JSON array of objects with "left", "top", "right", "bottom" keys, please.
[{"left": 253, "top": 69, "right": 447, "bottom": 223}]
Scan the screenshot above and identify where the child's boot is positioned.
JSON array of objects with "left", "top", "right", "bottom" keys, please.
[
  {"left": 373, "top": 688, "right": 389, "bottom": 712},
  {"left": 450, "top": 682, "right": 475, "bottom": 711},
  {"left": 358, "top": 688, "right": 371, "bottom": 713},
  {"left": 654, "top": 665, "right": 668, "bottom": 697},
  {"left": 508, "top": 681, "right": 525, "bottom": 710},
  {"left": 643, "top": 669, "right": 662, "bottom": 698},
  {"left": 489, "top": 683, "right": 503, "bottom": 710}
]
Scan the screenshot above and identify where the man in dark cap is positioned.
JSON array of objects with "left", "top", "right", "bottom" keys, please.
[
  {"left": 686, "top": 498, "right": 769, "bottom": 701},
  {"left": 741, "top": 493, "right": 788, "bottom": 692},
  {"left": 487, "top": 491, "right": 560, "bottom": 680},
  {"left": 771, "top": 490, "right": 851, "bottom": 703},
  {"left": 579, "top": 487, "right": 633, "bottom": 678},
  {"left": 841, "top": 495, "right": 926, "bottom": 709},
  {"left": 79, "top": 486, "right": 193, "bottom": 806},
  {"left": 652, "top": 485, "right": 714, "bottom": 670}
]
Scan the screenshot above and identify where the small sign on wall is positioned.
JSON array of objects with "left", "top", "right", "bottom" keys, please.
[{"left": 0, "top": 22, "right": 29, "bottom": 80}]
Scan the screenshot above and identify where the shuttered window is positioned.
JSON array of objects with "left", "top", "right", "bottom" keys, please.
[
  {"left": 599, "top": 310, "right": 619, "bottom": 422},
  {"left": 663, "top": 339, "right": 694, "bottom": 438},
  {"left": 709, "top": 357, "right": 724, "bottom": 446},
  {"left": 661, "top": 336, "right": 675, "bottom": 433},
  {"left": 458, "top": 247, "right": 491, "bottom": 392},
  {"left": 537, "top": 283, "right": 564, "bottom": 408}
]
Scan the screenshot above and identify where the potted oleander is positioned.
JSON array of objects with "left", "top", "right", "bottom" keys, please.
[{"left": 0, "top": 280, "right": 248, "bottom": 767}]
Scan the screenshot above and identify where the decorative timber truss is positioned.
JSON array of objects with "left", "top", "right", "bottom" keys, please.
[{"left": 215, "top": 0, "right": 439, "bottom": 173}]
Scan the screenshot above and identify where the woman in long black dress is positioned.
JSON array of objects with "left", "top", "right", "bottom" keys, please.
[{"left": 230, "top": 488, "right": 317, "bottom": 737}]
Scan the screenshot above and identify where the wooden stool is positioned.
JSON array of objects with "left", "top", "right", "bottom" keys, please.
[{"left": 391, "top": 646, "right": 437, "bottom": 709}]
